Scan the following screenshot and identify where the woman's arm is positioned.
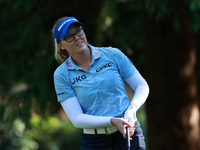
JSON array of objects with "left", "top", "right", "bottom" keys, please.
[
  {"left": 124, "top": 70, "right": 149, "bottom": 125},
  {"left": 61, "top": 96, "right": 133, "bottom": 137},
  {"left": 60, "top": 96, "right": 112, "bottom": 129},
  {"left": 125, "top": 70, "right": 149, "bottom": 110}
]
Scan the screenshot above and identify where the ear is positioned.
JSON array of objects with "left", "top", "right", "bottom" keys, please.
[{"left": 58, "top": 42, "right": 65, "bottom": 50}]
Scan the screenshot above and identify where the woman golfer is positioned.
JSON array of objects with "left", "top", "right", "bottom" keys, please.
[{"left": 53, "top": 16, "right": 149, "bottom": 150}]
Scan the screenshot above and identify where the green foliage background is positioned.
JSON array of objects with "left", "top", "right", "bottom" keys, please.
[{"left": 0, "top": 0, "right": 200, "bottom": 149}]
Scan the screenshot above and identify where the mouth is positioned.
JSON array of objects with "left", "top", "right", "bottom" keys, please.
[{"left": 76, "top": 41, "right": 83, "bottom": 46}]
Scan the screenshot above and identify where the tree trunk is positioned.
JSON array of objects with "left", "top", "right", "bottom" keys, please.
[{"left": 145, "top": 15, "right": 200, "bottom": 150}]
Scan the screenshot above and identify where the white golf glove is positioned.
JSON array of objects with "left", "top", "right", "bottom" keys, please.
[{"left": 124, "top": 105, "right": 137, "bottom": 126}]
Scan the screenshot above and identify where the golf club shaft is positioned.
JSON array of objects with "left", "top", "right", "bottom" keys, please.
[{"left": 126, "top": 126, "right": 130, "bottom": 150}]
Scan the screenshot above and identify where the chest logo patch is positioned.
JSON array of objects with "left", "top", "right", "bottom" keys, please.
[
  {"left": 71, "top": 74, "right": 87, "bottom": 84},
  {"left": 96, "top": 63, "right": 112, "bottom": 72},
  {"left": 93, "top": 50, "right": 99, "bottom": 55}
]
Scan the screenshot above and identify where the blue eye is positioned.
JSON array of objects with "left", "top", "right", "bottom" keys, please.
[
  {"left": 62, "top": 28, "right": 83, "bottom": 42},
  {"left": 76, "top": 29, "right": 81, "bottom": 34},
  {"left": 65, "top": 34, "right": 73, "bottom": 40}
]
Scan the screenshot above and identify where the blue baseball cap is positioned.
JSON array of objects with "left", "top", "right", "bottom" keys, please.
[{"left": 54, "top": 17, "right": 83, "bottom": 42}]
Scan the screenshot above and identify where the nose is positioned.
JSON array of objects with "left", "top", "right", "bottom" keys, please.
[{"left": 73, "top": 34, "right": 80, "bottom": 41}]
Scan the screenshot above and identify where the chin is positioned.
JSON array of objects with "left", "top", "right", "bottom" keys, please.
[{"left": 82, "top": 42, "right": 88, "bottom": 49}]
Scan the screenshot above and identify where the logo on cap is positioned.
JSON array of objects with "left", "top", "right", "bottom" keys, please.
[{"left": 58, "top": 19, "right": 77, "bottom": 31}]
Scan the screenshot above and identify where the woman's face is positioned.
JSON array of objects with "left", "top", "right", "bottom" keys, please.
[{"left": 59, "top": 23, "right": 88, "bottom": 56}]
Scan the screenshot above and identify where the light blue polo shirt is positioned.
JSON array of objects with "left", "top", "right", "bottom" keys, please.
[{"left": 54, "top": 44, "right": 136, "bottom": 117}]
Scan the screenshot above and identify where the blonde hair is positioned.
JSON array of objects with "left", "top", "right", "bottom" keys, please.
[{"left": 52, "top": 17, "right": 69, "bottom": 64}]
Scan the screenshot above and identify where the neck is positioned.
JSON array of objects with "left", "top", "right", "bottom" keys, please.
[{"left": 72, "top": 46, "right": 91, "bottom": 68}]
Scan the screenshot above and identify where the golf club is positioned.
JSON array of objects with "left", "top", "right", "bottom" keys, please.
[{"left": 126, "top": 126, "right": 130, "bottom": 150}]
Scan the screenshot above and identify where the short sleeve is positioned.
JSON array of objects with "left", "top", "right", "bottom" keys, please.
[
  {"left": 54, "top": 66, "right": 76, "bottom": 102},
  {"left": 111, "top": 47, "right": 136, "bottom": 79}
]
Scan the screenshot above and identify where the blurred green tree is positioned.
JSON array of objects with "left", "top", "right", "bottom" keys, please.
[
  {"left": 145, "top": 0, "right": 200, "bottom": 150},
  {"left": 0, "top": 0, "right": 104, "bottom": 120},
  {"left": 0, "top": 0, "right": 104, "bottom": 149}
]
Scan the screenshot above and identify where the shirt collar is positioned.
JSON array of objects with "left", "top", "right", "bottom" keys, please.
[
  {"left": 89, "top": 44, "right": 101, "bottom": 61},
  {"left": 67, "top": 44, "right": 101, "bottom": 70},
  {"left": 67, "top": 56, "right": 76, "bottom": 70}
]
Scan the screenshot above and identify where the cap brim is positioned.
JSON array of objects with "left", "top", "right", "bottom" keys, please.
[{"left": 59, "top": 21, "right": 83, "bottom": 40}]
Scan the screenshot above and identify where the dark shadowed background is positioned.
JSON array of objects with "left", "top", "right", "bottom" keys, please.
[{"left": 0, "top": 0, "right": 199, "bottom": 150}]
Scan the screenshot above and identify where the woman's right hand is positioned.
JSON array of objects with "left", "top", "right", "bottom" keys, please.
[{"left": 110, "top": 117, "right": 134, "bottom": 139}]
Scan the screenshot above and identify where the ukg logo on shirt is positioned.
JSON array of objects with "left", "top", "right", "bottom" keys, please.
[{"left": 71, "top": 74, "right": 87, "bottom": 84}]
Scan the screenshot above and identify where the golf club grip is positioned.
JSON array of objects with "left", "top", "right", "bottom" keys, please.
[{"left": 126, "top": 127, "right": 130, "bottom": 149}]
